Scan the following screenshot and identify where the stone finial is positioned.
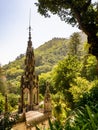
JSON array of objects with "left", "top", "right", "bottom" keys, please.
[{"left": 44, "top": 82, "right": 52, "bottom": 114}]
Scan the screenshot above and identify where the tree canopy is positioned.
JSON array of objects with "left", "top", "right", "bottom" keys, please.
[{"left": 36, "top": 0, "right": 98, "bottom": 57}]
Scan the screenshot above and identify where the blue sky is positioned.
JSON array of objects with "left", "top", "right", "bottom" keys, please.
[{"left": 0, "top": 0, "right": 96, "bottom": 65}]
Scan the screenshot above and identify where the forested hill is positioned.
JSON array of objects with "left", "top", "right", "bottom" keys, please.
[
  {"left": 3, "top": 32, "right": 86, "bottom": 82},
  {"left": 3, "top": 38, "right": 69, "bottom": 77},
  {"left": 35, "top": 38, "right": 69, "bottom": 74}
]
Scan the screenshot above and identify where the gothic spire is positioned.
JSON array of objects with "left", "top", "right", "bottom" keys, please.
[
  {"left": 29, "top": 26, "right": 31, "bottom": 41},
  {"left": 28, "top": 9, "right": 32, "bottom": 43}
]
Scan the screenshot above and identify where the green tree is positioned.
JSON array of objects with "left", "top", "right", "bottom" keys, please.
[
  {"left": 77, "top": 80, "right": 98, "bottom": 109},
  {"left": 68, "top": 32, "right": 81, "bottom": 56},
  {"left": 7, "top": 81, "right": 20, "bottom": 94},
  {"left": 39, "top": 71, "right": 57, "bottom": 96},
  {"left": 81, "top": 55, "right": 98, "bottom": 80},
  {"left": 36, "top": 0, "right": 98, "bottom": 57},
  {"left": 52, "top": 55, "right": 82, "bottom": 108},
  {"left": 0, "top": 66, "right": 7, "bottom": 94},
  {"left": 52, "top": 92, "right": 67, "bottom": 122},
  {"left": 53, "top": 55, "right": 81, "bottom": 90},
  {"left": 39, "top": 72, "right": 52, "bottom": 95},
  {"left": 8, "top": 93, "right": 19, "bottom": 108},
  {"left": 69, "top": 77, "right": 93, "bottom": 103},
  {"left": 0, "top": 93, "right": 5, "bottom": 113}
]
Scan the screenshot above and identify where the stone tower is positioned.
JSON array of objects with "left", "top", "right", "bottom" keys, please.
[
  {"left": 44, "top": 82, "right": 52, "bottom": 114},
  {"left": 18, "top": 26, "right": 39, "bottom": 113}
]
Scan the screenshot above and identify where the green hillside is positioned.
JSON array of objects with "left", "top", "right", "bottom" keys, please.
[
  {"left": 2, "top": 32, "right": 86, "bottom": 93},
  {"left": 3, "top": 38, "right": 69, "bottom": 78},
  {"left": 2, "top": 38, "right": 68, "bottom": 90},
  {"left": 35, "top": 38, "right": 69, "bottom": 74}
]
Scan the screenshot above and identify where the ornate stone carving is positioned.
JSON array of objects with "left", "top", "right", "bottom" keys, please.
[{"left": 18, "top": 26, "right": 39, "bottom": 113}]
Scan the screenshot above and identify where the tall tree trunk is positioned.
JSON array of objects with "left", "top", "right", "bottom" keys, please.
[{"left": 88, "top": 36, "right": 98, "bottom": 57}]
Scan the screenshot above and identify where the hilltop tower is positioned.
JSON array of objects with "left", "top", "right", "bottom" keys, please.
[{"left": 18, "top": 25, "right": 39, "bottom": 113}]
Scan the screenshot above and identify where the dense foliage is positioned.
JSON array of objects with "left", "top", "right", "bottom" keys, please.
[{"left": 48, "top": 105, "right": 98, "bottom": 130}]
